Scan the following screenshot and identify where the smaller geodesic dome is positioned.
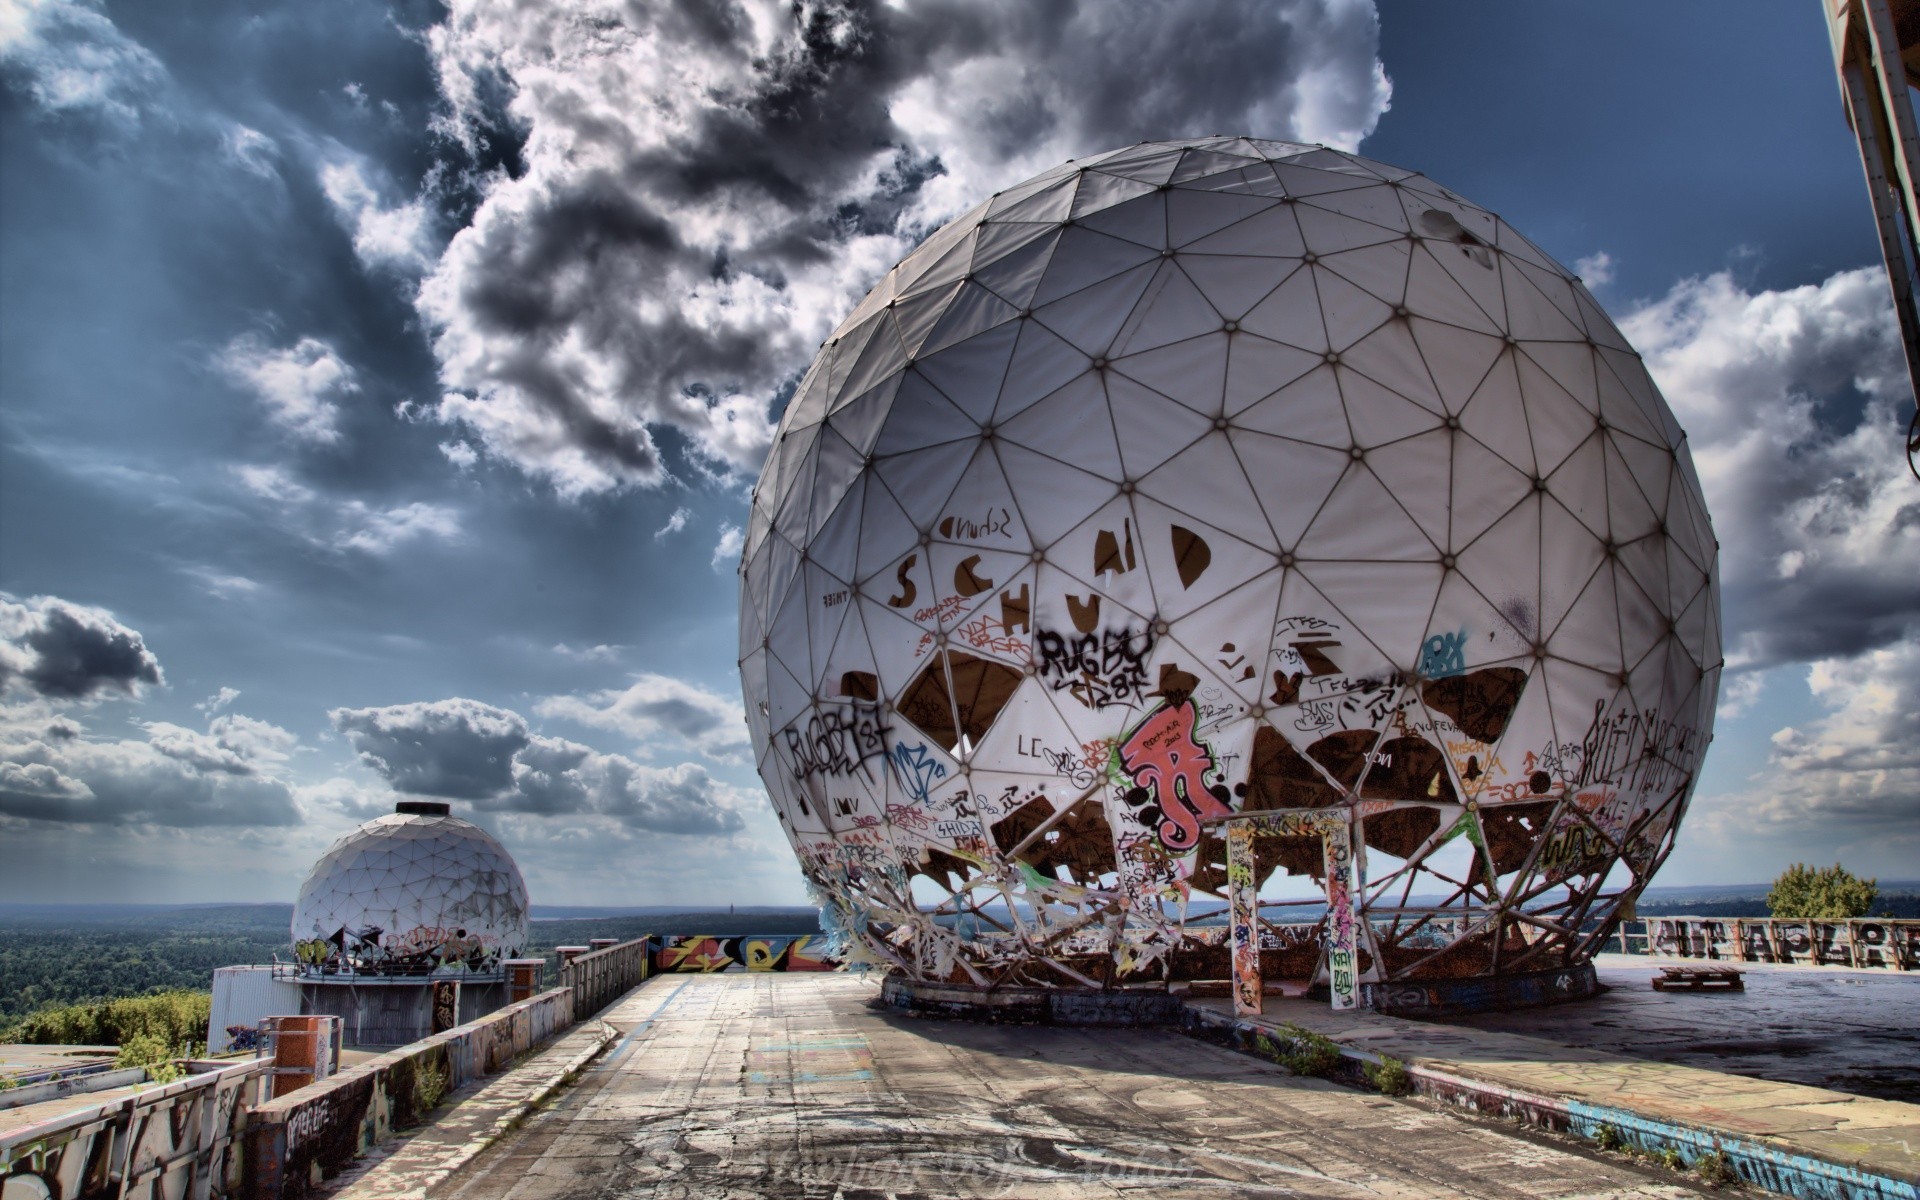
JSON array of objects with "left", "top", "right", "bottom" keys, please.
[{"left": 291, "top": 801, "right": 529, "bottom": 973}]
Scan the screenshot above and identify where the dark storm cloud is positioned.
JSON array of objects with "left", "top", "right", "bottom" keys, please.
[
  {"left": 0, "top": 593, "right": 165, "bottom": 701},
  {"left": 332, "top": 697, "right": 747, "bottom": 834},
  {"left": 331, "top": 698, "right": 530, "bottom": 799},
  {"left": 1621, "top": 266, "right": 1919, "bottom": 853},
  {"left": 1622, "top": 268, "right": 1920, "bottom": 671},
  {"left": 418, "top": 0, "right": 1390, "bottom": 495}
]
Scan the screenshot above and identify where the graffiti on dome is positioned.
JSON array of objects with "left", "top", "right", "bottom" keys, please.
[
  {"left": 1035, "top": 625, "right": 1154, "bottom": 710},
  {"left": 1117, "top": 697, "right": 1235, "bottom": 854},
  {"left": 784, "top": 703, "right": 892, "bottom": 781}
]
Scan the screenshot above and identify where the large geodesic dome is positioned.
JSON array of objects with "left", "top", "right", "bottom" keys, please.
[
  {"left": 291, "top": 801, "right": 529, "bottom": 973},
  {"left": 739, "top": 138, "right": 1719, "bottom": 1007}
]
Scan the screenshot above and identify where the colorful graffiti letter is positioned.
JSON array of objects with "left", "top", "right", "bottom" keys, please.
[{"left": 1118, "top": 699, "right": 1234, "bottom": 852}]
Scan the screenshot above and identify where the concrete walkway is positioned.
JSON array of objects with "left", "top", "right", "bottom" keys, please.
[
  {"left": 327, "top": 1014, "right": 621, "bottom": 1199},
  {"left": 418, "top": 974, "right": 1710, "bottom": 1199},
  {"left": 1187, "top": 961, "right": 1920, "bottom": 1199}
]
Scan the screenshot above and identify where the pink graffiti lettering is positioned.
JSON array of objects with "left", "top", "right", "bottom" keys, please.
[{"left": 1118, "top": 700, "right": 1234, "bottom": 852}]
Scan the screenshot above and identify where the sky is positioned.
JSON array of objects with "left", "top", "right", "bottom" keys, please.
[{"left": 0, "top": 0, "right": 1913, "bottom": 906}]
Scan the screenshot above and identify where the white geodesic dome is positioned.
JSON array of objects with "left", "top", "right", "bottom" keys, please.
[
  {"left": 739, "top": 138, "right": 1720, "bottom": 994},
  {"left": 291, "top": 802, "right": 529, "bottom": 973}
]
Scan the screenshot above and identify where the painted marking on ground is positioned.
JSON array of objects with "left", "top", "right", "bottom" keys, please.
[{"left": 598, "top": 978, "right": 693, "bottom": 1071}]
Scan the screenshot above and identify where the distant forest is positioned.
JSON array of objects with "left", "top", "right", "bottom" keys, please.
[
  {"left": 0, "top": 904, "right": 820, "bottom": 1026},
  {"left": 3, "top": 887, "right": 1913, "bottom": 1028}
]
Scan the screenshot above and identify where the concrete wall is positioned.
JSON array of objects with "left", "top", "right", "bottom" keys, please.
[
  {"left": 298, "top": 978, "right": 508, "bottom": 1049},
  {"left": 0, "top": 1059, "right": 272, "bottom": 1200},
  {"left": 244, "top": 986, "right": 574, "bottom": 1200}
]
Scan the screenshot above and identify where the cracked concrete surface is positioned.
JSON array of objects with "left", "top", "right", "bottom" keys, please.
[{"left": 428, "top": 975, "right": 1710, "bottom": 1199}]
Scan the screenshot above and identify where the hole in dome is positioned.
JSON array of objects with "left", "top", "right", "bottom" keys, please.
[
  {"left": 1418, "top": 209, "right": 1495, "bottom": 268},
  {"left": 898, "top": 650, "right": 1023, "bottom": 754}
]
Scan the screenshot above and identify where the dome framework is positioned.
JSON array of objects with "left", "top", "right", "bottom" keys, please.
[
  {"left": 291, "top": 801, "right": 530, "bottom": 975},
  {"left": 739, "top": 138, "right": 1720, "bottom": 1011}
]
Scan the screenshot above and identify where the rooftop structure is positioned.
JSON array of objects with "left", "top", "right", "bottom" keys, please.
[
  {"left": 738, "top": 138, "right": 1721, "bottom": 1014},
  {"left": 290, "top": 800, "right": 530, "bottom": 977}
]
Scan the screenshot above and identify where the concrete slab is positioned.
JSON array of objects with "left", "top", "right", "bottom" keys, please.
[
  {"left": 1431, "top": 955, "right": 1920, "bottom": 1104},
  {"left": 1185, "top": 965, "right": 1920, "bottom": 1199},
  {"left": 423, "top": 974, "right": 1712, "bottom": 1199}
]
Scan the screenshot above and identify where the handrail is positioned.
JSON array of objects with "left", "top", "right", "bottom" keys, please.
[{"left": 556, "top": 936, "right": 651, "bottom": 1016}]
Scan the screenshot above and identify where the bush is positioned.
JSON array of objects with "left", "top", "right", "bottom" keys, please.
[
  {"left": 1657, "top": 1146, "right": 1686, "bottom": 1170},
  {"left": 1364, "top": 1054, "right": 1412, "bottom": 1095},
  {"left": 8, "top": 991, "right": 210, "bottom": 1058},
  {"left": 1592, "top": 1124, "right": 1624, "bottom": 1151},
  {"left": 1695, "top": 1150, "right": 1738, "bottom": 1186},
  {"left": 115, "top": 1032, "right": 184, "bottom": 1083},
  {"left": 1272, "top": 1023, "right": 1343, "bottom": 1078},
  {"left": 414, "top": 1060, "right": 449, "bottom": 1113},
  {"left": 1767, "top": 863, "right": 1877, "bottom": 919}
]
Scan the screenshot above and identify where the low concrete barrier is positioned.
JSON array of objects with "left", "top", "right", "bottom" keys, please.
[
  {"left": 558, "top": 937, "right": 650, "bottom": 1017},
  {"left": 242, "top": 987, "right": 574, "bottom": 1200},
  {"left": 1182, "top": 1004, "right": 1920, "bottom": 1200},
  {"left": 1642, "top": 916, "right": 1918, "bottom": 969},
  {"left": 0, "top": 1058, "right": 272, "bottom": 1200}
]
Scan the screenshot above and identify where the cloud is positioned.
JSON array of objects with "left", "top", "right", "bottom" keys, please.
[
  {"left": 0, "top": 708, "right": 301, "bottom": 827},
  {"left": 712, "top": 523, "right": 743, "bottom": 572},
  {"left": 216, "top": 334, "right": 358, "bottom": 444},
  {"left": 317, "top": 153, "right": 435, "bottom": 273},
  {"left": 535, "top": 673, "right": 749, "bottom": 762},
  {"left": 198, "top": 686, "right": 242, "bottom": 714},
  {"left": 143, "top": 712, "right": 298, "bottom": 775},
  {"left": 1690, "top": 638, "right": 1920, "bottom": 866},
  {"left": 331, "top": 697, "right": 529, "bottom": 799},
  {"left": 412, "top": 0, "right": 1390, "bottom": 496},
  {"left": 235, "top": 465, "right": 464, "bottom": 555},
  {"left": 552, "top": 642, "right": 622, "bottom": 663},
  {"left": 0, "top": 593, "right": 164, "bottom": 701},
  {"left": 1573, "top": 250, "right": 1613, "bottom": 288},
  {"left": 1622, "top": 267, "right": 1918, "bottom": 670},
  {"left": 653, "top": 506, "right": 692, "bottom": 540},
  {"left": 498, "top": 737, "right": 745, "bottom": 834},
  {"left": 0, "top": 0, "right": 169, "bottom": 132},
  {"left": 330, "top": 695, "right": 745, "bottom": 833},
  {"left": 183, "top": 567, "right": 264, "bottom": 600},
  {"left": 1623, "top": 265, "right": 1918, "bottom": 857}
]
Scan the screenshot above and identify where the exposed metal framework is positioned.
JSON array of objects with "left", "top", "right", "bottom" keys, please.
[{"left": 1826, "top": 0, "right": 1920, "bottom": 477}]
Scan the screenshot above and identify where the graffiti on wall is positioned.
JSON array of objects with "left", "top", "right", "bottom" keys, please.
[{"left": 651, "top": 935, "right": 841, "bottom": 973}]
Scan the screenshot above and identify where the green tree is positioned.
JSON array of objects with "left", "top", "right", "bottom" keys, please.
[{"left": 1766, "top": 863, "right": 1878, "bottom": 918}]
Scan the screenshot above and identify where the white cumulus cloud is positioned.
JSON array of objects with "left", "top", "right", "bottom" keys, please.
[{"left": 216, "top": 334, "right": 358, "bottom": 444}]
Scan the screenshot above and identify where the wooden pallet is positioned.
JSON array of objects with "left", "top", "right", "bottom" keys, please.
[{"left": 1651, "top": 965, "right": 1745, "bottom": 992}]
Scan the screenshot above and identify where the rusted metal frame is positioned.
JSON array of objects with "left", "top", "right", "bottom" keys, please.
[
  {"left": 1838, "top": 5, "right": 1920, "bottom": 406},
  {"left": 1379, "top": 877, "right": 1476, "bottom": 966},
  {"left": 1385, "top": 907, "right": 1505, "bottom": 980},
  {"left": 1863, "top": 0, "right": 1920, "bottom": 227},
  {"left": 1499, "top": 907, "right": 1585, "bottom": 974},
  {"left": 1374, "top": 871, "right": 1459, "bottom": 944},
  {"left": 1357, "top": 812, "right": 1450, "bottom": 906}
]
